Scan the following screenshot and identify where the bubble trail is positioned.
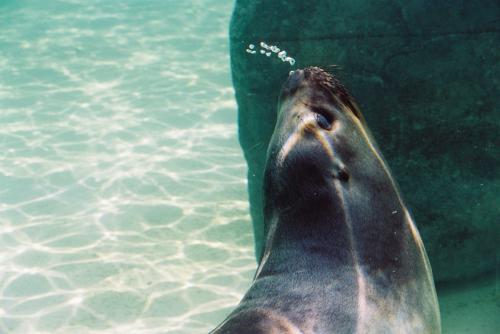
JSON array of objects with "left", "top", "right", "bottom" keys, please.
[{"left": 246, "top": 42, "right": 296, "bottom": 66}]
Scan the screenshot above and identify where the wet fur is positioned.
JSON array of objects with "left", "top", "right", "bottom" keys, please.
[{"left": 212, "top": 67, "right": 440, "bottom": 334}]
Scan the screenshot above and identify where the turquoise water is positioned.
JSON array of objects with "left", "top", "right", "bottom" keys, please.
[
  {"left": 0, "top": 1, "right": 255, "bottom": 333},
  {"left": 1, "top": 1, "right": 498, "bottom": 334}
]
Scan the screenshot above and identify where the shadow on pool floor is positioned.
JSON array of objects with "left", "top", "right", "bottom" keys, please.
[{"left": 438, "top": 273, "right": 498, "bottom": 334}]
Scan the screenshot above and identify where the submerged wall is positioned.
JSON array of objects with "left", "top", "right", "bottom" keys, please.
[{"left": 230, "top": 0, "right": 499, "bottom": 282}]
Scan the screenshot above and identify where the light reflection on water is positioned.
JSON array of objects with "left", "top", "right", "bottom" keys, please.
[{"left": 0, "top": 1, "right": 255, "bottom": 333}]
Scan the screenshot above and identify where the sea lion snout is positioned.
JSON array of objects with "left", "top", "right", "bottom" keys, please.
[
  {"left": 282, "top": 67, "right": 325, "bottom": 94},
  {"left": 281, "top": 67, "right": 363, "bottom": 122},
  {"left": 281, "top": 69, "right": 338, "bottom": 132},
  {"left": 284, "top": 67, "right": 332, "bottom": 89},
  {"left": 282, "top": 69, "right": 305, "bottom": 96}
]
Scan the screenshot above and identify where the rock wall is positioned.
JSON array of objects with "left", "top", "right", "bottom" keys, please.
[{"left": 229, "top": 0, "right": 499, "bottom": 282}]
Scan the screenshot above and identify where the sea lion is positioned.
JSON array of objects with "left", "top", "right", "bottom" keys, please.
[{"left": 212, "top": 67, "right": 440, "bottom": 333}]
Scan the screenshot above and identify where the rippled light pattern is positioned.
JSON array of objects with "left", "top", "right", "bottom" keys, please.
[{"left": 0, "top": 1, "right": 255, "bottom": 333}]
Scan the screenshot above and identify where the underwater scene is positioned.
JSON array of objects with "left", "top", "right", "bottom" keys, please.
[{"left": 0, "top": 0, "right": 498, "bottom": 333}]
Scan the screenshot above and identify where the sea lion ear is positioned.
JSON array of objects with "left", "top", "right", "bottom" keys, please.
[
  {"left": 333, "top": 166, "right": 350, "bottom": 182},
  {"left": 338, "top": 168, "right": 350, "bottom": 182}
]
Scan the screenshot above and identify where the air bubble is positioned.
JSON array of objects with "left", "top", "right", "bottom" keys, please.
[{"left": 245, "top": 41, "right": 296, "bottom": 67}]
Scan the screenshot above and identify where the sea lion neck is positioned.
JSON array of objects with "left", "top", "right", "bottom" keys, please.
[
  {"left": 261, "top": 164, "right": 356, "bottom": 271},
  {"left": 258, "top": 195, "right": 357, "bottom": 278}
]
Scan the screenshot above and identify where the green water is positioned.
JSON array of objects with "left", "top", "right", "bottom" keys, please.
[{"left": 0, "top": 1, "right": 497, "bottom": 333}]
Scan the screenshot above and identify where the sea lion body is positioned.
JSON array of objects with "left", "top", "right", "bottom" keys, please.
[{"left": 212, "top": 67, "right": 440, "bottom": 333}]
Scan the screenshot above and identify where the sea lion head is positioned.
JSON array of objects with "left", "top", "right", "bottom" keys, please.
[{"left": 264, "top": 66, "right": 391, "bottom": 214}]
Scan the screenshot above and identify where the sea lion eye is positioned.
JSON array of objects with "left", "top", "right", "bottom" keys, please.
[
  {"left": 312, "top": 107, "right": 334, "bottom": 130},
  {"left": 315, "top": 114, "right": 331, "bottom": 130}
]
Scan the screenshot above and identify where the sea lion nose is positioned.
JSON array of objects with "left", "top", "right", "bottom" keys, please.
[{"left": 283, "top": 69, "right": 304, "bottom": 95}]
